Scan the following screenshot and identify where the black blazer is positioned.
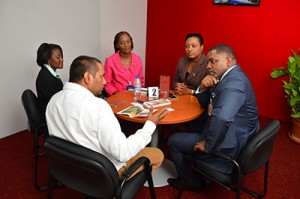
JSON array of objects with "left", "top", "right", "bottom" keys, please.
[{"left": 36, "top": 67, "right": 63, "bottom": 114}]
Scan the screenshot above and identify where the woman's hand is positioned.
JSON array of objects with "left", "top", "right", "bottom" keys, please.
[{"left": 175, "top": 83, "right": 190, "bottom": 95}]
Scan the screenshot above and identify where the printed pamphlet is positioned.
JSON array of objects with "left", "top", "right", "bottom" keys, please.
[
  {"left": 143, "top": 98, "right": 171, "bottom": 108},
  {"left": 117, "top": 105, "right": 150, "bottom": 118}
]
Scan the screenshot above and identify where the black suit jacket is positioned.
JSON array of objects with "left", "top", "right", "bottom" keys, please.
[{"left": 36, "top": 67, "right": 63, "bottom": 114}]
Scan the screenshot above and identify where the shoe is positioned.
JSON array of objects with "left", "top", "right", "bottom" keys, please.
[
  {"left": 167, "top": 178, "right": 182, "bottom": 189},
  {"left": 167, "top": 178, "right": 202, "bottom": 192}
]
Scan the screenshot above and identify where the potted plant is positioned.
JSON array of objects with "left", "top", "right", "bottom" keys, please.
[{"left": 270, "top": 49, "right": 300, "bottom": 143}]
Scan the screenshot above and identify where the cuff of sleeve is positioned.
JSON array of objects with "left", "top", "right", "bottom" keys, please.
[{"left": 144, "top": 120, "right": 156, "bottom": 134}]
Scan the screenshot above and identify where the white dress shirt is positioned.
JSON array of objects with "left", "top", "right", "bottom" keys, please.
[{"left": 46, "top": 82, "right": 156, "bottom": 170}]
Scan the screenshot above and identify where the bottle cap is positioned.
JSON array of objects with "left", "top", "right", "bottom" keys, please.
[{"left": 136, "top": 75, "right": 140, "bottom": 78}]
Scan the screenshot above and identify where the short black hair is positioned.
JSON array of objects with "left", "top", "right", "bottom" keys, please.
[
  {"left": 209, "top": 44, "right": 236, "bottom": 59},
  {"left": 69, "top": 55, "right": 101, "bottom": 83},
  {"left": 36, "top": 43, "right": 63, "bottom": 67},
  {"left": 113, "top": 31, "right": 134, "bottom": 53},
  {"left": 185, "top": 33, "right": 204, "bottom": 45}
]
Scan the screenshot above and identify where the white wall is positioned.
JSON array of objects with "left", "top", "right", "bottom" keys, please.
[
  {"left": 0, "top": 0, "right": 147, "bottom": 138},
  {"left": 99, "top": 0, "right": 147, "bottom": 67}
]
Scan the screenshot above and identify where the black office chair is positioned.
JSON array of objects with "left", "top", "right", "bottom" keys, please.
[
  {"left": 21, "top": 89, "right": 48, "bottom": 191},
  {"left": 45, "top": 136, "right": 156, "bottom": 199},
  {"left": 177, "top": 120, "right": 280, "bottom": 199}
]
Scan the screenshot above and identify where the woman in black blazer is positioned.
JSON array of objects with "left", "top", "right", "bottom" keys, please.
[{"left": 36, "top": 43, "right": 64, "bottom": 115}]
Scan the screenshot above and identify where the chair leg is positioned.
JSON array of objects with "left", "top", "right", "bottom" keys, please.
[
  {"left": 34, "top": 130, "right": 38, "bottom": 153},
  {"left": 176, "top": 167, "right": 192, "bottom": 199},
  {"left": 144, "top": 163, "right": 156, "bottom": 199},
  {"left": 34, "top": 152, "right": 47, "bottom": 191},
  {"left": 262, "top": 162, "right": 269, "bottom": 198},
  {"left": 34, "top": 133, "right": 47, "bottom": 191},
  {"left": 235, "top": 177, "right": 242, "bottom": 199},
  {"left": 240, "top": 163, "right": 269, "bottom": 198},
  {"left": 177, "top": 152, "right": 200, "bottom": 199},
  {"left": 47, "top": 172, "right": 53, "bottom": 199}
]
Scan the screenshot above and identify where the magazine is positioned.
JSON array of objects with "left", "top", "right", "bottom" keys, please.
[
  {"left": 117, "top": 105, "right": 150, "bottom": 118},
  {"left": 143, "top": 98, "right": 171, "bottom": 108}
]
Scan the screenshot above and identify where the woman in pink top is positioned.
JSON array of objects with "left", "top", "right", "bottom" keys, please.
[{"left": 104, "top": 31, "right": 144, "bottom": 96}]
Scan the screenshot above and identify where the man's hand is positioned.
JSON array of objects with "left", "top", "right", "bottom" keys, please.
[
  {"left": 147, "top": 108, "right": 169, "bottom": 125},
  {"left": 199, "top": 75, "right": 219, "bottom": 91},
  {"left": 194, "top": 140, "right": 206, "bottom": 152}
]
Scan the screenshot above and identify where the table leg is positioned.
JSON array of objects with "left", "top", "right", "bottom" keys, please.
[
  {"left": 146, "top": 127, "right": 178, "bottom": 187},
  {"left": 150, "top": 128, "right": 159, "bottom": 147},
  {"left": 144, "top": 159, "right": 177, "bottom": 187}
]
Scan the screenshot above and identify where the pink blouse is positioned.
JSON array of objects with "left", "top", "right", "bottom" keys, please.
[{"left": 104, "top": 52, "right": 144, "bottom": 96}]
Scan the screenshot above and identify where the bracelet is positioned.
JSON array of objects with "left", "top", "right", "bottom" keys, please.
[{"left": 191, "top": 89, "right": 195, "bottom": 95}]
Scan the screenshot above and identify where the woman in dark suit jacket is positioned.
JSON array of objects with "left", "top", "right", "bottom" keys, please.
[
  {"left": 36, "top": 43, "right": 64, "bottom": 115},
  {"left": 172, "top": 33, "right": 207, "bottom": 95}
]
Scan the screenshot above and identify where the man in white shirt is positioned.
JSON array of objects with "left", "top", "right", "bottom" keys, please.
[{"left": 46, "top": 55, "right": 169, "bottom": 176}]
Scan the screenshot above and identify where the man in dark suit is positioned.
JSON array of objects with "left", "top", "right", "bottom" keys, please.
[{"left": 168, "top": 44, "right": 259, "bottom": 190}]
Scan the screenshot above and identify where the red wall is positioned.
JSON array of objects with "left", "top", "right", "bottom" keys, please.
[{"left": 145, "top": 0, "right": 300, "bottom": 122}]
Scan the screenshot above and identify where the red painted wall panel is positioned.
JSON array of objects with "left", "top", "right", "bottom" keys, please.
[{"left": 146, "top": 0, "right": 300, "bottom": 122}]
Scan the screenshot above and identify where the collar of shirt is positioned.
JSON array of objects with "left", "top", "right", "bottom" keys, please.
[
  {"left": 220, "top": 64, "right": 237, "bottom": 81},
  {"left": 195, "top": 65, "right": 237, "bottom": 94},
  {"left": 44, "top": 64, "right": 60, "bottom": 78}
]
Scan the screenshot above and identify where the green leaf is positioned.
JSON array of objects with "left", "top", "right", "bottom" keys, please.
[
  {"left": 270, "top": 69, "right": 287, "bottom": 78},
  {"left": 271, "top": 48, "right": 300, "bottom": 117},
  {"left": 290, "top": 95, "right": 300, "bottom": 106},
  {"left": 284, "top": 82, "right": 297, "bottom": 90},
  {"left": 292, "top": 112, "right": 300, "bottom": 118}
]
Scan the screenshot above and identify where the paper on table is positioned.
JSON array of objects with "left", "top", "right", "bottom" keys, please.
[{"left": 117, "top": 105, "right": 150, "bottom": 118}]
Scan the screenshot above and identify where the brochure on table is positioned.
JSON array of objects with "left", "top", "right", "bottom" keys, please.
[
  {"left": 117, "top": 105, "right": 150, "bottom": 118},
  {"left": 117, "top": 98, "right": 171, "bottom": 118}
]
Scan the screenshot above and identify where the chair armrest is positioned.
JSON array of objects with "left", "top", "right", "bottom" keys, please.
[
  {"left": 120, "top": 156, "right": 150, "bottom": 182},
  {"left": 195, "top": 149, "right": 239, "bottom": 168},
  {"left": 194, "top": 149, "right": 234, "bottom": 161},
  {"left": 193, "top": 150, "right": 241, "bottom": 176},
  {"left": 36, "top": 123, "right": 49, "bottom": 142},
  {"left": 211, "top": 150, "right": 240, "bottom": 172},
  {"left": 115, "top": 157, "right": 152, "bottom": 198},
  {"left": 212, "top": 150, "right": 234, "bottom": 161}
]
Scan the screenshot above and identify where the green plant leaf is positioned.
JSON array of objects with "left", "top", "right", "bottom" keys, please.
[
  {"left": 270, "top": 69, "right": 287, "bottom": 78},
  {"left": 292, "top": 112, "right": 300, "bottom": 118},
  {"left": 271, "top": 48, "right": 300, "bottom": 118},
  {"left": 284, "top": 82, "right": 297, "bottom": 90},
  {"left": 290, "top": 95, "right": 300, "bottom": 106}
]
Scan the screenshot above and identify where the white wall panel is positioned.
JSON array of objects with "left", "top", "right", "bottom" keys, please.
[{"left": 0, "top": 0, "right": 147, "bottom": 138}]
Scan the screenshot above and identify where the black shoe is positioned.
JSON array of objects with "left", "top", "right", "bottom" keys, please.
[
  {"left": 167, "top": 178, "right": 202, "bottom": 192},
  {"left": 167, "top": 178, "right": 182, "bottom": 189}
]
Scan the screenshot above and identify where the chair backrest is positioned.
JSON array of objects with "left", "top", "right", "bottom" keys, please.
[
  {"left": 45, "top": 136, "right": 120, "bottom": 198},
  {"left": 237, "top": 120, "right": 280, "bottom": 174},
  {"left": 21, "top": 89, "right": 46, "bottom": 133}
]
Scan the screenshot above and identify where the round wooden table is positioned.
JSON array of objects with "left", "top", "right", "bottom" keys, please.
[
  {"left": 107, "top": 90, "right": 204, "bottom": 124},
  {"left": 107, "top": 90, "right": 204, "bottom": 187}
]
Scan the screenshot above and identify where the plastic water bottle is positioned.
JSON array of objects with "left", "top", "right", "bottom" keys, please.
[{"left": 134, "top": 75, "right": 141, "bottom": 101}]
